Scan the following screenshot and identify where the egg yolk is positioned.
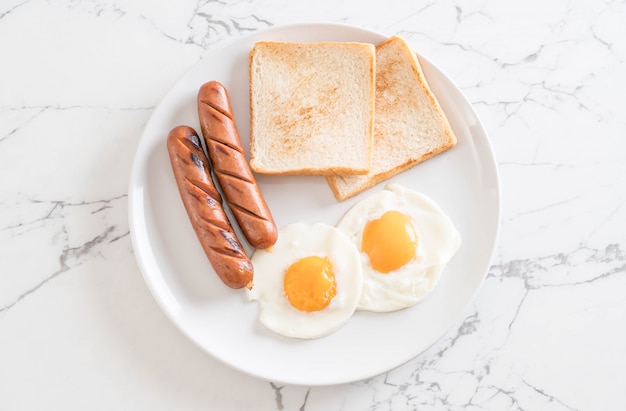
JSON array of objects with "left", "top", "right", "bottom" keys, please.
[
  {"left": 283, "top": 256, "right": 336, "bottom": 312},
  {"left": 361, "top": 210, "right": 418, "bottom": 273}
]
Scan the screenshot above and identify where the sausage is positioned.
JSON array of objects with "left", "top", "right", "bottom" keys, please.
[
  {"left": 197, "top": 81, "right": 278, "bottom": 250},
  {"left": 166, "top": 125, "right": 253, "bottom": 289}
]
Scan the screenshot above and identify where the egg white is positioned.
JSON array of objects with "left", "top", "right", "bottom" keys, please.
[
  {"left": 336, "top": 183, "right": 461, "bottom": 312},
  {"left": 246, "top": 222, "right": 363, "bottom": 339}
]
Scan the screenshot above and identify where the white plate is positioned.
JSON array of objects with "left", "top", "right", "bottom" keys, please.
[{"left": 128, "top": 23, "right": 501, "bottom": 386}]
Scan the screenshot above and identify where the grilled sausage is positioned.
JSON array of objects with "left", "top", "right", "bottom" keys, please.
[
  {"left": 197, "top": 81, "right": 278, "bottom": 250},
  {"left": 166, "top": 125, "right": 253, "bottom": 289}
]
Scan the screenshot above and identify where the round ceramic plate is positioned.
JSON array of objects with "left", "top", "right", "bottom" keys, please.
[{"left": 128, "top": 23, "right": 501, "bottom": 386}]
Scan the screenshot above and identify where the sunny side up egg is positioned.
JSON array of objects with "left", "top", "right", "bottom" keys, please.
[
  {"left": 245, "top": 222, "right": 363, "bottom": 339},
  {"left": 336, "top": 183, "right": 462, "bottom": 312}
]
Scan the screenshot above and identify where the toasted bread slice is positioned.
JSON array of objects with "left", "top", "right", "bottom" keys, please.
[
  {"left": 327, "top": 36, "right": 457, "bottom": 201},
  {"left": 249, "top": 41, "right": 375, "bottom": 176}
]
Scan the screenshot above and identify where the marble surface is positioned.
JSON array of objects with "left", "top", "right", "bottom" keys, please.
[{"left": 1, "top": 0, "right": 625, "bottom": 410}]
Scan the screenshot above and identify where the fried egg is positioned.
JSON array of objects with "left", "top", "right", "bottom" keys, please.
[
  {"left": 246, "top": 222, "right": 363, "bottom": 339},
  {"left": 336, "top": 183, "right": 461, "bottom": 312}
]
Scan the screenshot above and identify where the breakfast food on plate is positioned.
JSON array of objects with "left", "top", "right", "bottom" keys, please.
[
  {"left": 197, "top": 80, "right": 278, "bottom": 250},
  {"left": 246, "top": 222, "right": 363, "bottom": 339},
  {"left": 165, "top": 34, "right": 461, "bottom": 337},
  {"left": 336, "top": 183, "right": 461, "bottom": 312},
  {"left": 248, "top": 41, "right": 376, "bottom": 176},
  {"left": 327, "top": 36, "right": 457, "bottom": 201},
  {"left": 166, "top": 125, "right": 254, "bottom": 289}
]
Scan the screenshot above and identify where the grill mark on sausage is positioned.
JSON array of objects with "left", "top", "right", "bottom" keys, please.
[
  {"left": 175, "top": 129, "right": 204, "bottom": 152},
  {"left": 184, "top": 176, "right": 222, "bottom": 204},
  {"left": 208, "top": 245, "right": 247, "bottom": 261},
  {"left": 202, "top": 132, "right": 255, "bottom": 184},
  {"left": 199, "top": 97, "right": 234, "bottom": 121},
  {"left": 189, "top": 151, "right": 204, "bottom": 169},
  {"left": 195, "top": 212, "right": 236, "bottom": 234},
  {"left": 200, "top": 102, "right": 243, "bottom": 153},
  {"left": 173, "top": 139, "right": 206, "bottom": 169},
  {"left": 186, "top": 185, "right": 211, "bottom": 207},
  {"left": 228, "top": 201, "right": 272, "bottom": 222},
  {"left": 210, "top": 230, "right": 247, "bottom": 256},
  {"left": 173, "top": 134, "right": 224, "bottom": 204}
]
